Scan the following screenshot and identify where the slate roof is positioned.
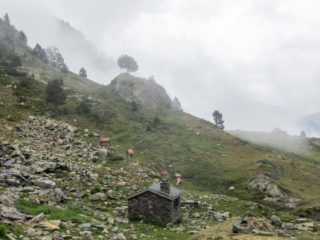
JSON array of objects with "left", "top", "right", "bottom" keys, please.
[{"left": 127, "top": 182, "right": 182, "bottom": 200}]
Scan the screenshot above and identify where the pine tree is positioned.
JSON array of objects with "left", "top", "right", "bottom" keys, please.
[
  {"left": 79, "top": 67, "right": 87, "bottom": 78},
  {"left": 212, "top": 110, "right": 225, "bottom": 129},
  {"left": 117, "top": 55, "right": 138, "bottom": 73},
  {"left": 4, "top": 13, "right": 10, "bottom": 25}
]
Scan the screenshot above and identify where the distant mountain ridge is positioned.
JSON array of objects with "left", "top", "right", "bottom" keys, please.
[
  {"left": 300, "top": 112, "right": 320, "bottom": 137},
  {"left": 229, "top": 128, "right": 309, "bottom": 154}
]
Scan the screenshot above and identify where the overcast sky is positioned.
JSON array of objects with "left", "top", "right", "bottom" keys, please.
[{"left": 2, "top": 0, "right": 320, "bottom": 134}]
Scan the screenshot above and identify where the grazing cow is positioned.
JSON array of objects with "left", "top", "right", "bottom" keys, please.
[
  {"left": 161, "top": 170, "right": 169, "bottom": 179},
  {"left": 176, "top": 177, "right": 182, "bottom": 186},
  {"left": 108, "top": 146, "right": 118, "bottom": 152},
  {"left": 126, "top": 148, "right": 134, "bottom": 158},
  {"left": 175, "top": 172, "right": 182, "bottom": 178},
  {"left": 100, "top": 137, "right": 110, "bottom": 147}
]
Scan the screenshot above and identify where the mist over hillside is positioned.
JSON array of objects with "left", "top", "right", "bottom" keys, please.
[
  {"left": 229, "top": 128, "right": 310, "bottom": 154},
  {"left": 4, "top": 0, "right": 320, "bottom": 133},
  {"left": 2, "top": 9, "right": 320, "bottom": 239},
  {"left": 300, "top": 112, "right": 320, "bottom": 137},
  {"left": 38, "top": 18, "right": 119, "bottom": 83}
]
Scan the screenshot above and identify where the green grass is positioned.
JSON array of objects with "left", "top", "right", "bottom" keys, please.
[
  {"left": 2, "top": 46, "right": 320, "bottom": 209},
  {"left": 0, "top": 223, "right": 7, "bottom": 238},
  {"left": 16, "top": 198, "right": 91, "bottom": 223}
]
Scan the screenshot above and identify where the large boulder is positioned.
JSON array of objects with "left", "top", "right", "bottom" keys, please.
[
  {"left": 98, "top": 148, "right": 108, "bottom": 160},
  {"left": 248, "top": 175, "right": 287, "bottom": 199},
  {"left": 89, "top": 192, "right": 107, "bottom": 201},
  {"left": 233, "top": 217, "right": 273, "bottom": 235}
]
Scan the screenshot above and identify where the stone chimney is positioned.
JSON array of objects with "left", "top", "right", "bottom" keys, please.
[{"left": 160, "top": 179, "right": 170, "bottom": 194}]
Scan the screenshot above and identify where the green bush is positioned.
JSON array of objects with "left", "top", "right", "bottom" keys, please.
[
  {"left": 14, "top": 75, "right": 42, "bottom": 100},
  {"left": 131, "top": 101, "right": 139, "bottom": 112},
  {"left": 46, "top": 79, "right": 67, "bottom": 106},
  {"left": 107, "top": 152, "right": 124, "bottom": 161},
  {"left": 76, "top": 100, "right": 91, "bottom": 115},
  {"left": 90, "top": 187, "right": 101, "bottom": 195},
  {"left": 0, "top": 223, "right": 7, "bottom": 238},
  {"left": 152, "top": 115, "right": 160, "bottom": 127}
]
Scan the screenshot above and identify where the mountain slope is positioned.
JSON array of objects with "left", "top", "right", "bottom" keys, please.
[
  {"left": 1, "top": 16, "right": 320, "bottom": 239},
  {"left": 3, "top": 44, "right": 320, "bottom": 207}
]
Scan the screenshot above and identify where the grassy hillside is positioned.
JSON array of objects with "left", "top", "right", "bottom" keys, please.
[{"left": 1, "top": 45, "right": 320, "bottom": 212}]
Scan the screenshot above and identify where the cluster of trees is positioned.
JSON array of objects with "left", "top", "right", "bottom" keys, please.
[
  {"left": 212, "top": 110, "right": 225, "bottom": 130},
  {"left": 32, "top": 44, "right": 48, "bottom": 63},
  {"left": 0, "top": 13, "right": 27, "bottom": 48},
  {"left": 0, "top": 13, "right": 25, "bottom": 76},
  {"left": 45, "top": 47, "right": 68, "bottom": 73}
]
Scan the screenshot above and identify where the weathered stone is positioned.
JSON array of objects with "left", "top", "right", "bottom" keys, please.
[
  {"left": 270, "top": 215, "right": 281, "bottom": 226},
  {"left": 98, "top": 148, "right": 108, "bottom": 160},
  {"left": 248, "top": 175, "right": 287, "bottom": 199},
  {"left": 79, "top": 223, "right": 91, "bottom": 230},
  {"left": 107, "top": 217, "right": 114, "bottom": 225},
  {"left": 28, "top": 213, "right": 46, "bottom": 224},
  {"left": 212, "top": 211, "right": 230, "bottom": 222},
  {"left": 117, "top": 233, "right": 126, "bottom": 240},
  {"left": 40, "top": 220, "right": 61, "bottom": 230},
  {"left": 1, "top": 206, "right": 26, "bottom": 221},
  {"left": 233, "top": 217, "right": 273, "bottom": 234},
  {"left": 34, "top": 179, "right": 56, "bottom": 189},
  {"left": 128, "top": 182, "right": 182, "bottom": 223},
  {"left": 89, "top": 192, "right": 107, "bottom": 201}
]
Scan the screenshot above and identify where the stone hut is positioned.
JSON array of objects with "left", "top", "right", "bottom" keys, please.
[{"left": 127, "top": 180, "right": 182, "bottom": 223}]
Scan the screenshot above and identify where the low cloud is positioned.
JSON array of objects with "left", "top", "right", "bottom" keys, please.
[{"left": 2, "top": 0, "right": 320, "bottom": 134}]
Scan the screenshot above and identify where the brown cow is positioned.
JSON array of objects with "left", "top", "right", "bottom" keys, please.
[
  {"left": 108, "top": 146, "right": 118, "bottom": 152},
  {"left": 126, "top": 148, "right": 134, "bottom": 158},
  {"left": 176, "top": 177, "right": 182, "bottom": 186},
  {"left": 100, "top": 138, "right": 110, "bottom": 147},
  {"left": 161, "top": 170, "right": 169, "bottom": 179}
]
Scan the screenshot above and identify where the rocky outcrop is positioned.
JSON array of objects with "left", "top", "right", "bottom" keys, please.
[
  {"left": 232, "top": 217, "right": 273, "bottom": 235},
  {"left": 248, "top": 175, "right": 288, "bottom": 199},
  {"left": 109, "top": 73, "right": 177, "bottom": 110}
]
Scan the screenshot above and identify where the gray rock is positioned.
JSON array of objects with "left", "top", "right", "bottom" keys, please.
[
  {"left": 89, "top": 192, "right": 107, "bottom": 201},
  {"left": 232, "top": 217, "right": 273, "bottom": 234},
  {"left": 213, "top": 211, "right": 230, "bottom": 222},
  {"left": 117, "top": 233, "right": 126, "bottom": 240},
  {"left": 53, "top": 188, "right": 67, "bottom": 202},
  {"left": 34, "top": 178, "right": 56, "bottom": 189},
  {"left": 4, "top": 159, "right": 15, "bottom": 166},
  {"left": 1, "top": 206, "right": 26, "bottom": 221},
  {"left": 248, "top": 175, "right": 287, "bottom": 199},
  {"left": 270, "top": 215, "right": 281, "bottom": 226},
  {"left": 98, "top": 148, "right": 108, "bottom": 160},
  {"left": 79, "top": 223, "right": 91, "bottom": 230}
]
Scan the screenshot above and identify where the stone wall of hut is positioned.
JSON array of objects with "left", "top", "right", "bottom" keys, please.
[{"left": 128, "top": 191, "right": 181, "bottom": 223}]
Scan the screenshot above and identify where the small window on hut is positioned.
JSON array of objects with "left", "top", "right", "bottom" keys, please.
[{"left": 174, "top": 197, "right": 180, "bottom": 209}]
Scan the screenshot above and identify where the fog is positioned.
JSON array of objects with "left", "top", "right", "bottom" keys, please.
[{"left": 2, "top": 0, "right": 320, "bottom": 134}]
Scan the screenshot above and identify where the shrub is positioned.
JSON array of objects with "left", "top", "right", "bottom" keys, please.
[
  {"left": 152, "top": 115, "right": 160, "bottom": 127},
  {"left": 76, "top": 100, "right": 91, "bottom": 115},
  {"left": 131, "top": 101, "right": 139, "bottom": 112},
  {"left": 0, "top": 223, "right": 7, "bottom": 238},
  {"left": 45, "top": 79, "right": 66, "bottom": 106},
  {"left": 107, "top": 152, "right": 124, "bottom": 161},
  {"left": 14, "top": 75, "right": 38, "bottom": 99},
  {"left": 90, "top": 187, "right": 101, "bottom": 195}
]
